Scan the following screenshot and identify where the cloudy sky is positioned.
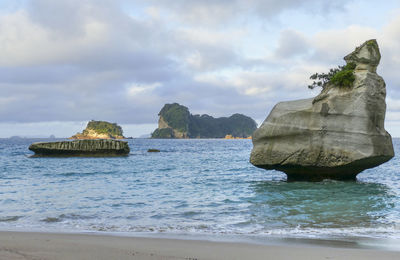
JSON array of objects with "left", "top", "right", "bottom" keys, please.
[{"left": 1, "top": 0, "right": 400, "bottom": 137}]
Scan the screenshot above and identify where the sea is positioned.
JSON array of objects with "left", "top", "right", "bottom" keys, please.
[{"left": 1, "top": 138, "right": 400, "bottom": 248}]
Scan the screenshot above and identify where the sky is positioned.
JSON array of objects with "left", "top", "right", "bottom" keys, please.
[{"left": 1, "top": 0, "right": 400, "bottom": 137}]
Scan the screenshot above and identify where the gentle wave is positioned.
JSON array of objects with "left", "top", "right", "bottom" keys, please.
[
  {"left": 0, "top": 216, "right": 22, "bottom": 222},
  {"left": 41, "top": 213, "right": 97, "bottom": 223},
  {"left": 0, "top": 138, "right": 400, "bottom": 242}
]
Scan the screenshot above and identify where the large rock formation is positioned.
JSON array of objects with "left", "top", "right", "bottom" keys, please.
[
  {"left": 70, "top": 120, "right": 124, "bottom": 139},
  {"left": 250, "top": 39, "right": 394, "bottom": 181},
  {"left": 29, "top": 139, "right": 130, "bottom": 157},
  {"left": 151, "top": 103, "right": 257, "bottom": 138}
]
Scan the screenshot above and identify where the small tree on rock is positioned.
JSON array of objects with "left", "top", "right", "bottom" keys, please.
[{"left": 308, "top": 62, "right": 356, "bottom": 90}]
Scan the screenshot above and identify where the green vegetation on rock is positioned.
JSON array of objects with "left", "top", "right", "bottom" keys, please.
[
  {"left": 158, "top": 103, "right": 190, "bottom": 133},
  {"left": 84, "top": 120, "right": 123, "bottom": 136},
  {"left": 309, "top": 40, "right": 381, "bottom": 91},
  {"left": 329, "top": 63, "right": 356, "bottom": 87},
  {"left": 308, "top": 62, "right": 356, "bottom": 90},
  {"left": 345, "top": 39, "right": 380, "bottom": 68},
  {"left": 151, "top": 128, "right": 174, "bottom": 138},
  {"left": 151, "top": 103, "right": 257, "bottom": 138}
]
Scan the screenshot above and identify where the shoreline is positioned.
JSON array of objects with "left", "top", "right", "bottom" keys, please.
[
  {"left": 0, "top": 231, "right": 399, "bottom": 260},
  {"left": 2, "top": 226, "right": 399, "bottom": 250}
]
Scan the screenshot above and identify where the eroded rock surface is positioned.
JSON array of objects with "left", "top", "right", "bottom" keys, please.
[
  {"left": 29, "top": 139, "right": 130, "bottom": 157},
  {"left": 250, "top": 40, "right": 394, "bottom": 181}
]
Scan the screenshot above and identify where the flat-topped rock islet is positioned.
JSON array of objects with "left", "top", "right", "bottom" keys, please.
[
  {"left": 250, "top": 39, "right": 394, "bottom": 181},
  {"left": 29, "top": 139, "right": 130, "bottom": 157}
]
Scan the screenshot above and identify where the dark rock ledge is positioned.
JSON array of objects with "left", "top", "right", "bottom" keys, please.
[{"left": 29, "top": 139, "right": 130, "bottom": 157}]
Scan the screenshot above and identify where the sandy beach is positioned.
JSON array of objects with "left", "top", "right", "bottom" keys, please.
[{"left": 0, "top": 231, "right": 398, "bottom": 260}]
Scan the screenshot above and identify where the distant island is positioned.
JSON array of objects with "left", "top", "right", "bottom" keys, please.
[
  {"left": 70, "top": 120, "right": 125, "bottom": 139},
  {"left": 151, "top": 103, "right": 257, "bottom": 138}
]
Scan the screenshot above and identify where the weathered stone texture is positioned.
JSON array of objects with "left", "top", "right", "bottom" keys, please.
[
  {"left": 250, "top": 40, "right": 394, "bottom": 181},
  {"left": 29, "top": 139, "right": 130, "bottom": 157}
]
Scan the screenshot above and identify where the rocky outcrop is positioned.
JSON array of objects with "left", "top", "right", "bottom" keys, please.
[
  {"left": 250, "top": 39, "right": 394, "bottom": 181},
  {"left": 70, "top": 121, "right": 124, "bottom": 139},
  {"left": 151, "top": 103, "right": 257, "bottom": 138},
  {"left": 157, "top": 115, "right": 188, "bottom": 138},
  {"left": 29, "top": 139, "right": 130, "bottom": 157}
]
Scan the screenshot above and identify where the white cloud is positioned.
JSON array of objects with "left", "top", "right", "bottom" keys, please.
[
  {"left": 387, "top": 97, "right": 400, "bottom": 111},
  {"left": 311, "top": 25, "right": 378, "bottom": 64},
  {"left": 1, "top": 0, "right": 400, "bottom": 137},
  {"left": 126, "top": 82, "right": 161, "bottom": 96},
  {"left": 140, "top": 0, "right": 353, "bottom": 27},
  {"left": 0, "top": 10, "right": 114, "bottom": 66},
  {"left": 275, "top": 29, "right": 310, "bottom": 58},
  {"left": 387, "top": 111, "right": 400, "bottom": 121}
]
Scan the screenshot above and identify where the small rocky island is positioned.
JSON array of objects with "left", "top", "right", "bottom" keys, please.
[
  {"left": 70, "top": 120, "right": 125, "bottom": 139},
  {"left": 29, "top": 139, "right": 130, "bottom": 157},
  {"left": 30, "top": 120, "right": 129, "bottom": 157},
  {"left": 151, "top": 103, "right": 257, "bottom": 138},
  {"left": 250, "top": 39, "right": 394, "bottom": 181}
]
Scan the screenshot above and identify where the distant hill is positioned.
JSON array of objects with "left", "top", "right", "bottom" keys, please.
[
  {"left": 70, "top": 120, "right": 124, "bottom": 139},
  {"left": 151, "top": 103, "right": 257, "bottom": 138}
]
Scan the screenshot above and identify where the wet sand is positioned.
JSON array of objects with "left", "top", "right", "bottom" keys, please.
[{"left": 0, "top": 231, "right": 399, "bottom": 260}]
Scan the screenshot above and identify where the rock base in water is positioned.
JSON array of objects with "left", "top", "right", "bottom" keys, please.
[
  {"left": 250, "top": 39, "right": 394, "bottom": 181},
  {"left": 259, "top": 155, "right": 391, "bottom": 181},
  {"left": 29, "top": 139, "right": 130, "bottom": 157}
]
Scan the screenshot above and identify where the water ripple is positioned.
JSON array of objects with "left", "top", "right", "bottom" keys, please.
[{"left": 0, "top": 138, "right": 399, "bottom": 240}]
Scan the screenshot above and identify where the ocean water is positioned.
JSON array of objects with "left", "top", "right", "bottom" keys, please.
[{"left": 0, "top": 138, "right": 400, "bottom": 243}]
